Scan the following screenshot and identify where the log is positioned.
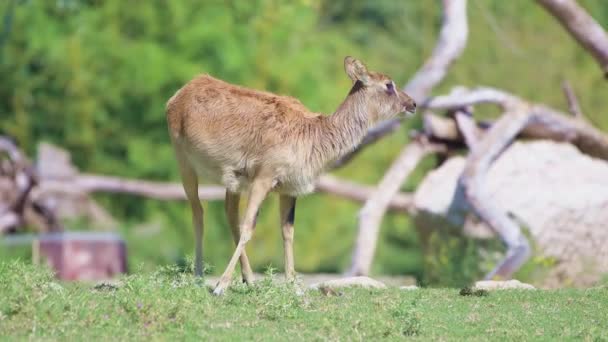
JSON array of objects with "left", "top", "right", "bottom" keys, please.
[
  {"left": 1, "top": 139, "right": 415, "bottom": 235},
  {"left": 426, "top": 86, "right": 608, "bottom": 160},
  {"left": 40, "top": 173, "right": 414, "bottom": 213},
  {"left": 414, "top": 140, "right": 608, "bottom": 287},
  {"left": 459, "top": 109, "right": 533, "bottom": 279},
  {"left": 421, "top": 86, "right": 608, "bottom": 279},
  {"left": 537, "top": 0, "right": 608, "bottom": 77},
  {"left": 348, "top": 138, "right": 445, "bottom": 276},
  {"left": 347, "top": 0, "right": 470, "bottom": 275}
]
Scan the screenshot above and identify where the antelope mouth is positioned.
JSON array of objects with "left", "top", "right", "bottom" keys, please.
[
  {"left": 403, "top": 106, "right": 417, "bottom": 116},
  {"left": 403, "top": 102, "right": 417, "bottom": 116}
]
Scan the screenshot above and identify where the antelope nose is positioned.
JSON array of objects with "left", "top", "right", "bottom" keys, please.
[{"left": 404, "top": 101, "right": 416, "bottom": 113}]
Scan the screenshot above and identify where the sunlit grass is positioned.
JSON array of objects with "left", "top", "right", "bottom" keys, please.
[{"left": 1, "top": 261, "right": 607, "bottom": 340}]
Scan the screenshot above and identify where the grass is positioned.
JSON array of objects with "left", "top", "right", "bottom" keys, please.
[{"left": 1, "top": 261, "right": 607, "bottom": 341}]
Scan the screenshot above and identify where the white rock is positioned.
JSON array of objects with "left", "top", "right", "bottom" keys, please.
[
  {"left": 309, "top": 276, "right": 387, "bottom": 290},
  {"left": 414, "top": 141, "right": 608, "bottom": 287},
  {"left": 474, "top": 279, "right": 535, "bottom": 290},
  {"left": 399, "top": 285, "right": 419, "bottom": 290}
]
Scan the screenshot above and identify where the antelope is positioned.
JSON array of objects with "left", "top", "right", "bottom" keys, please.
[{"left": 166, "top": 56, "right": 416, "bottom": 295}]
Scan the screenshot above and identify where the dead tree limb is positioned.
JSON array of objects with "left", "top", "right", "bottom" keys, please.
[
  {"left": 68, "top": 174, "right": 225, "bottom": 201},
  {"left": 347, "top": 0, "right": 470, "bottom": 275},
  {"left": 316, "top": 175, "right": 413, "bottom": 213},
  {"left": 425, "top": 86, "right": 608, "bottom": 279},
  {"left": 561, "top": 80, "right": 583, "bottom": 118},
  {"left": 0, "top": 137, "right": 59, "bottom": 233},
  {"left": 454, "top": 110, "right": 480, "bottom": 148},
  {"left": 1, "top": 138, "right": 415, "bottom": 234},
  {"left": 348, "top": 138, "right": 446, "bottom": 276},
  {"left": 405, "top": 0, "right": 469, "bottom": 102},
  {"left": 334, "top": 0, "right": 469, "bottom": 168},
  {"left": 426, "top": 86, "right": 608, "bottom": 160},
  {"left": 537, "top": 0, "right": 608, "bottom": 77},
  {"left": 39, "top": 174, "right": 413, "bottom": 212},
  {"left": 459, "top": 108, "right": 533, "bottom": 279}
]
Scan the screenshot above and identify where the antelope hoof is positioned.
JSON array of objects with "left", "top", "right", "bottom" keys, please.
[
  {"left": 213, "top": 278, "right": 231, "bottom": 296},
  {"left": 212, "top": 284, "right": 227, "bottom": 296},
  {"left": 242, "top": 276, "right": 254, "bottom": 285}
]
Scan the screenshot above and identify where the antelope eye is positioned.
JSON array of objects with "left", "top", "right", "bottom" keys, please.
[{"left": 386, "top": 82, "right": 395, "bottom": 94}]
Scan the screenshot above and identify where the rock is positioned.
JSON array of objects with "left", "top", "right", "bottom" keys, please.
[
  {"left": 399, "top": 285, "right": 419, "bottom": 290},
  {"left": 309, "top": 276, "right": 387, "bottom": 291},
  {"left": 474, "top": 280, "right": 535, "bottom": 291},
  {"left": 414, "top": 141, "right": 608, "bottom": 287}
]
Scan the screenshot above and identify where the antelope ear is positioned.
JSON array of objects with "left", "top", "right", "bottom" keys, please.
[{"left": 344, "top": 56, "right": 370, "bottom": 84}]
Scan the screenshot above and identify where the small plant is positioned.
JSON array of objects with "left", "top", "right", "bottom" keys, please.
[
  {"left": 392, "top": 297, "right": 421, "bottom": 336},
  {"left": 231, "top": 264, "right": 304, "bottom": 321},
  {"left": 459, "top": 287, "right": 489, "bottom": 297},
  {"left": 92, "top": 283, "right": 118, "bottom": 292}
]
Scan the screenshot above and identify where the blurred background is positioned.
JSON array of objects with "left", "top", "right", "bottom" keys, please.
[{"left": 1, "top": 0, "right": 607, "bottom": 286}]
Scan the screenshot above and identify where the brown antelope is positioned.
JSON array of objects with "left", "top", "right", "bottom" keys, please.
[{"left": 166, "top": 57, "right": 416, "bottom": 295}]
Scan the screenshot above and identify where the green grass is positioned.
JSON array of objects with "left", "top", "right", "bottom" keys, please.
[{"left": 1, "top": 261, "right": 607, "bottom": 341}]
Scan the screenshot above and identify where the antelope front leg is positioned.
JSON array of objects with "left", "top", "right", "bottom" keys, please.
[
  {"left": 213, "top": 178, "right": 273, "bottom": 295},
  {"left": 279, "top": 195, "right": 297, "bottom": 282},
  {"left": 225, "top": 191, "right": 255, "bottom": 284}
]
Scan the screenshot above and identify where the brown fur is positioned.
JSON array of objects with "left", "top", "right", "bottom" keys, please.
[{"left": 166, "top": 57, "right": 415, "bottom": 294}]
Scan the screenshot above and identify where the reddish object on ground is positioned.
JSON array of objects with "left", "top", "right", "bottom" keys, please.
[{"left": 35, "top": 232, "right": 127, "bottom": 281}]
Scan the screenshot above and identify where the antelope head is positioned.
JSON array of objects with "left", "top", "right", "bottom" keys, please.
[{"left": 344, "top": 56, "right": 417, "bottom": 122}]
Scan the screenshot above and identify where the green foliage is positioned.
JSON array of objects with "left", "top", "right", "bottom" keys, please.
[
  {"left": 2, "top": 261, "right": 608, "bottom": 340},
  {"left": 392, "top": 296, "right": 422, "bottom": 337},
  {"left": 1, "top": 1, "right": 607, "bottom": 283},
  {"left": 421, "top": 230, "right": 494, "bottom": 287}
]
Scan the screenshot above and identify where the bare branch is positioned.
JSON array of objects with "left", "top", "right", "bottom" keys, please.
[
  {"left": 2, "top": 135, "right": 416, "bottom": 233},
  {"left": 348, "top": 138, "right": 446, "bottom": 276},
  {"left": 423, "top": 85, "right": 608, "bottom": 278},
  {"left": 0, "top": 212, "right": 19, "bottom": 234},
  {"left": 561, "top": 80, "right": 583, "bottom": 118},
  {"left": 459, "top": 109, "right": 532, "bottom": 279},
  {"left": 423, "top": 112, "right": 462, "bottom": 141},
  {"left": 454, "top": 110, "right": 481, "bottom": 148},
  {"left": 426, "top": 86, "right": 521, "bottom": 111},
  {"left": 426, "top": 86, "right": 608, "bottom": 160},
  {"left": 405, "top": 0, "right": 469, "bottom": 101},
  {"left": 538, "top": 0, "right": 608, "bottom": 77},
  {"left": 39, "top": 173, "right": 413, "bottom": 212},
  {"left": 74, "top": 174, "right": 225, "bottom": 201},
  {"left": 316, "top": 175, "right": 413, "bottom": 213},
  {"left": 0, "top": 136, "right": 25, "bottom": 164}
]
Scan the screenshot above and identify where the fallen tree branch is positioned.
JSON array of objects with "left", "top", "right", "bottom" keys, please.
[
  {"left": 454, "top": 110, "right": 480, "bottom": 149},
  {"left": 426, "top": 86, "right": 521, "bottom": 110},
  {"left": 346, "top": 0, "right": 470, "bottom": 275},
  {"left": 334, "top": 0, "right": 469, "bottom": 168},
  {"left": 405, "top": 0, "right": 469, "bottom": 102},
  {"left": 0, "top": 137, "right": 59, "bottom": 233},
  {"left": 40, "top": 174, "right": 414, "bottom": 213},
  {"left": 316, "top": 175, "right": 413, "bottom": 213},
  {"left": 2, "top": 135, "right": 416, "bottom": 233},
  {"left": 459, "top": 108, "right": 532, "bottom": 279},
  {"left": 561, "top": 80, "right": 583, "bottom": 119},
  {"left": 0, "top": 212, "right": 18, "bottom": 234},
  {"left": 424, "top": 85, "right": 608, "bottom": 279},
  {"left": 426, "top": 86, "right": 608, "bottom": 160},
  {"left": 348, "top": 138, "right": 446, "bottom": 276},
  {"left": 537, "top": 0, "right": 608, "bottom": 77}
]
